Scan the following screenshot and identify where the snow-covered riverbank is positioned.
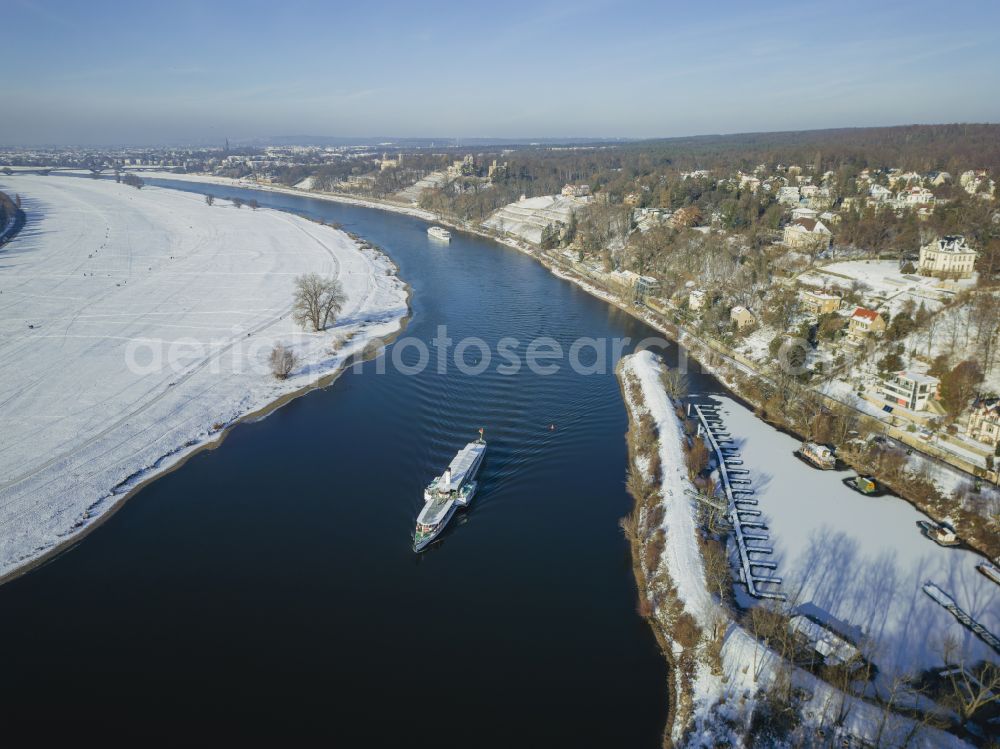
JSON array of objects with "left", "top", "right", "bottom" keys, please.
[
  {"left": 131, "top": 170, "right": 439, "bottom": 220},
  {"left": 0, "top": 176, "right": 408, "bottom": 581}
]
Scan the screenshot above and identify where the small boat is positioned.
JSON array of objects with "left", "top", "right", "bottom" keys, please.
[
  {"left": 796, "top": 441, "right": 836, "bottom": 470},
  {"left": 427, "top": 226, "right": 451, "bottom": 241},
  {"left": 414, "top": 430, "right": 486, "bottom": 552},
  {"left": 977, "top": 561, "right": 1000, "bottom": 585},
  {"left": 917, "top": 520, "right": 960, "bottom": 547},
  {"left": 843, "top": 475, "right": 878, "bottom": 495}
]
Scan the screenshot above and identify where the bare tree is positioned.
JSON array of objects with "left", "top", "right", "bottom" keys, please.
[
  {"left": 269, "top": 344, "right": 297, "bottom": 379},
  {"left": 205, "top": 193, "right": 214, "bottom": 206},
  {"left": 939, "top": 636, "right": 1000, "bottom": 722},
  {"left": 292, "top": 273, "right": 347, "bottom": 332},
  {"left": 661, "top": 366, "right": 690, "bottom": 400}
]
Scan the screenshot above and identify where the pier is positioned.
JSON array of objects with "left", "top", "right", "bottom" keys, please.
[
  {"left": 923, "top": 582, "right": 1000, "bottom": 654},
  {"left": 690, "top": 402, "right": 786, "bottom": 601}
]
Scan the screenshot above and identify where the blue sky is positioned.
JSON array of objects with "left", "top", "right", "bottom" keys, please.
[{"left": 4, "top": 0, "right": 999, "bottom": 145}]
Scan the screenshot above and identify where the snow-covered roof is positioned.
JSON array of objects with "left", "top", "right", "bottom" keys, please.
[
  {"left": 790, "top": 615, "right": 860, "bottom": 666},
  {"left": 896, "top": 371, "right": 939, "bottom": 386},
  {"left": 442, "top": 441, "right": 485, "bottom": 492},
  {"left": 924, "top": 235, "right": 975, "bottom": 254}
]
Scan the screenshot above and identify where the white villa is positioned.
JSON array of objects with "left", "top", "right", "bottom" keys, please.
[
  {"left": 879, "top": 371, "right": 940, "bottom": 412},
  {"left": 918, "top": 235, "right": 977, "bottom": 279}
]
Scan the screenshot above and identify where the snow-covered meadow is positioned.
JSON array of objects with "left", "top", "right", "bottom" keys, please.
[
  {"left": 797, "top": 259, "right": 972, "bottom": 317},
  {"left": 0, "top": 176, "right": 408, "bottom": 579}
]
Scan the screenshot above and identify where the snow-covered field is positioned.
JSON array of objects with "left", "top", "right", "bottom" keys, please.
[
  {"left": 0, "top": 176, "right": 408, "bottom": 579},
  {"left": 712, "top": 395, "right": 999, "bottom": 676},
  {"left": 797, "top": 260, "right": 970, "bottom": 316}
]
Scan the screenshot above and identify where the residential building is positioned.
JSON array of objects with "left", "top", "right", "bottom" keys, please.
[
  {"left": 896, "top": 186, "right": 935, "bottom": 207},
  {"left": 670, "top": 205, "right": 701, "bottom": 228},
  {"left": 847, "top": 307, "right": 885, "bottom": 342},
  {"left": 869, "top": 184, "right": 892, "bottom": 202},
  {"left": 960, "top": 169, "right": 995, "bottom": 197},
  {"left": 879, "top": 371, "right": 940, "bottom": 411},
  {"left": 927, "top": 171, "right": 952, "bottom": 187},
  {"left": 561, "top": 184, "right": 591, "bottom": 198},
  {"left": 688, "top": 289, "right": 706, "bottom": 311},
  {"left": 730, "top": 306, "right": 756, "bottom": 330},
  {"left": 633, "top": 275, "right": 659, "bottom": 304},
  {"left": 777, "top": 186, "right": 800, "bottom": 205},
  {"left": 967, "top": 398, "right": 1000, "bottom": 448},
  {"left": 791, "top": 207, "right": 818, "bottom": 221},
  {"left": 783, "top": 218, "right": 832, "bottom": 250},
  {"left": 918, "top": 235, "right": 977, "bottom": 279},
  {"left": 800, "top": 289, "right": 840, "bottom": 315}
]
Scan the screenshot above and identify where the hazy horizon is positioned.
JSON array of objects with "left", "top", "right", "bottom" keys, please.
[{"left": 4, "top": 0, "right": 1000, "bottom": 146}]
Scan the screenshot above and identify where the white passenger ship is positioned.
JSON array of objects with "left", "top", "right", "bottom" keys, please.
[
  {"left": 414, "top": 430, "right": 486, "bottom": 552},
  {"left": 427, "top": 226, "right": 451, "bottom": 241}
]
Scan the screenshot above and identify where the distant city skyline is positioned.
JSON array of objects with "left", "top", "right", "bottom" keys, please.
[{"left": 4, "top": 0, "right": 1000, "bottom": 146}]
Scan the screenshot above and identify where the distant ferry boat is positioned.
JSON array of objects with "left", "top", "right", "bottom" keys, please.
[
  {"left": 414, "top": 430, "right": 486, "bottom": 552},
  {"left": 427, "top": 226, "right": 451, "bottom": 241},
  {"left": 796, "top": 441, "right": 836, "bottom": 470}
]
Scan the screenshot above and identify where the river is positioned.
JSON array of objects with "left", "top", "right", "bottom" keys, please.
[{"left": 0, "top": 180, "right": 724, "bottom": 742}]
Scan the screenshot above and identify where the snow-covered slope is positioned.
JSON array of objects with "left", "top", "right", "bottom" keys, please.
[
  {"left": 0, "top": 176, "right": 408, "bottom": 579},
  {"left": 394, "top": 171, "right": 448, "bottom": 204}
]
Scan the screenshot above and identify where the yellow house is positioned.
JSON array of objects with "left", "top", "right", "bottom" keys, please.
[
  {"left": 847, "top": 307, "right": 886, "bottom": 343},
  {"left": 799, "top": 289, "right": 840, "bottom": 315}
]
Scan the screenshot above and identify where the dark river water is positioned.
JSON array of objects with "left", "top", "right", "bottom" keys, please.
[{"left": 0, "top": 180, "right": 721, "bottom": 743}]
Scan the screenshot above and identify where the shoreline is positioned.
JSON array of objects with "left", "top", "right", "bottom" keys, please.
[
  {"left": 0, "top": 281, "right": 412, "bottom": 589},
  {"left": 0, "top": 179, "right": 413, "bottom": 586},
  {"left": 617, "top": 364, "right": 680, "bottom": 748}
]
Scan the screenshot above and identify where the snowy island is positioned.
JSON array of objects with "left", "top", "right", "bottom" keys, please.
[{"left": 0, "top": 176, "right": 408, "bottom": 581}]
